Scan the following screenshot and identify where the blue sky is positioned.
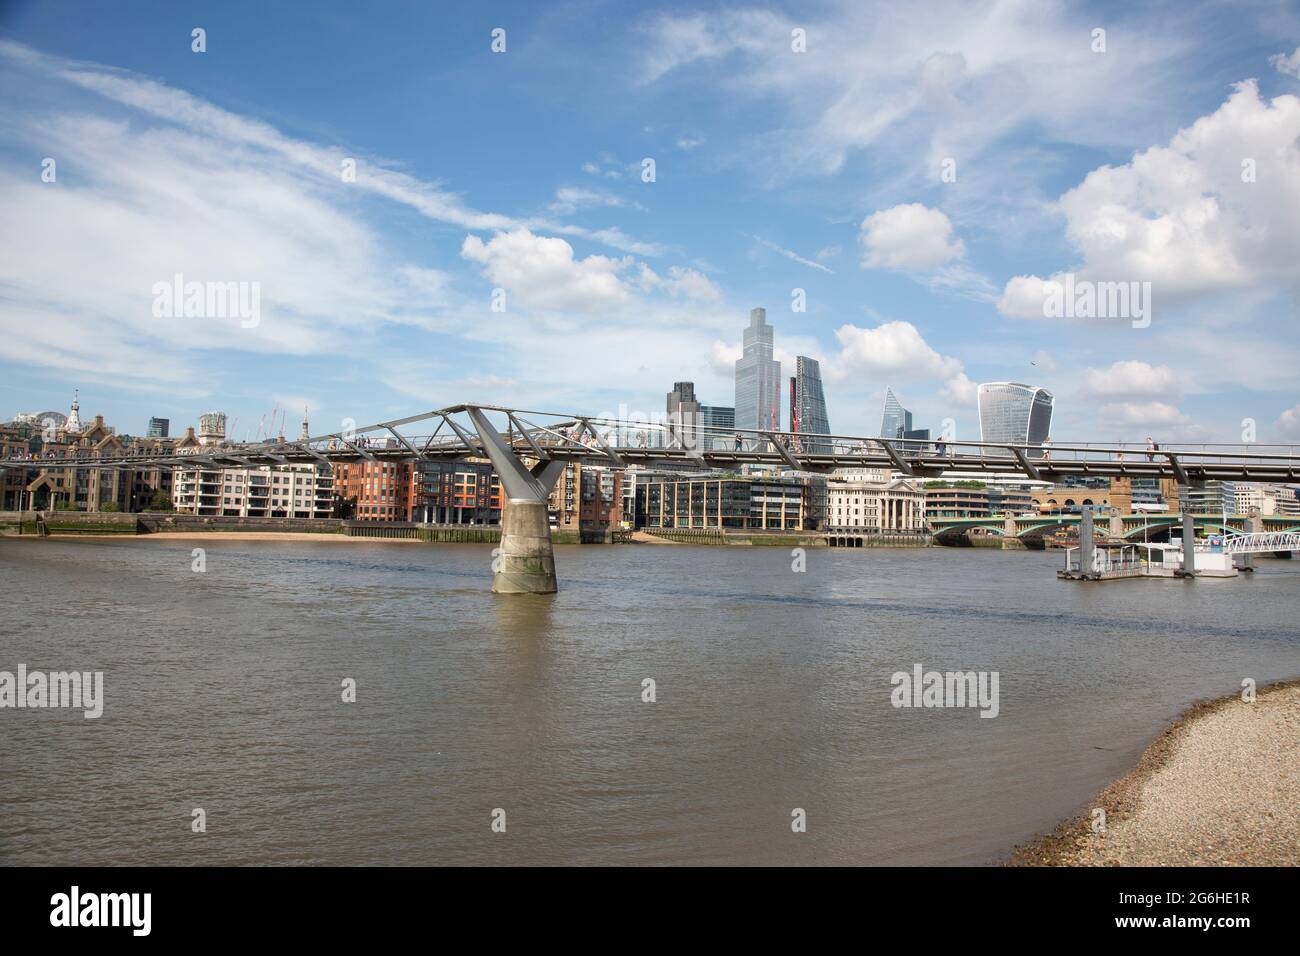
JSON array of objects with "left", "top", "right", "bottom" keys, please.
[{"left": 1, "top": 0, "right": 1298, "bottom": 444}]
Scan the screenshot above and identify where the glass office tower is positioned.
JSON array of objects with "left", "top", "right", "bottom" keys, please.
[
  {"left": 977, "top": 383, "right": 1055, "bottom": 450},
  {"left": 880, "top": 386, "right": 912, "bottom": 439},
  {"left": 734, "top": 308, "right": 781, "bottom": 447},
  {"left": 790, "top": 356, "right": 830, "bottom": 452}
]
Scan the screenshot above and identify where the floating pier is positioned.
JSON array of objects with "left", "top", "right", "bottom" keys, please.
[{"left": 1057, "top": 509, "right": 1262, "bottom": 581}]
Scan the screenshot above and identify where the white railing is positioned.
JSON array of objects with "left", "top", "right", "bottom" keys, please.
[{"left": 1221, "top": 531, "right": 1300, "bottom": 554}]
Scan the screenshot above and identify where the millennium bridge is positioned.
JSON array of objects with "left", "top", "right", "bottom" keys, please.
[{"left": 3, "top": 403, "right": 1297, "bottom": 593}]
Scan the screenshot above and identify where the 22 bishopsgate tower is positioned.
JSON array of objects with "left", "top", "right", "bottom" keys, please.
[{"left": 734, "top": 307, "right": 782, "bottom": 447}]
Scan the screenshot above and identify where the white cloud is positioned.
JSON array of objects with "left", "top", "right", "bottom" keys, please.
[
  {"left": 460, "top": 229, "right": 633, "bottom": 312},
  {"left": 1270, "top": 45, "right": 1300, "bottom": 79},
  {"left": 830, "top": 320, "right": 973, "bottom": 403},
  {"left": 548, "top": 187, "right": 645, "bottom": 216},
  {"left": 708, "top": 340, "right": 742, "bottom": 375},
  {"left": 1097, "top": 401, "right": 1194, "bottom": 429},
  {"left": 999, "top": 81, "right": 1300, "bottom": 313},
  {"left": 1084, "top": 361, "right": 1182, "bottom": 400},
  {"left": 748, "top": 234, "right": 835, "bottom": 273},
  {"left": 941, "top": 373, "right": 978, "bottom": 405},
  {"left": 860, "top": 203, "right": 964, "bottom": 271},
  {"left": 676, "top": 135, "right": 705, "bottom": 150},
  {"left": 637, "top": 10, "right": 778, "bottom": 84},
  {"left": 636, "top": 2, "right": 1193, "bottom": 185},
  {"left": 0, "top": 40, "right": 662, "bottom": 260},
  {"left": 0, "top": 109, "right": 445, "bottom": 383},
  {"left": 637, "top": 264, "right": 722, "bottom": 301},
  {"left": 1277, "top": 404, "right": 1300, "bottom": 438},
  {"left": 998, "top": 274, "right": 1057, "bottom": 318}
]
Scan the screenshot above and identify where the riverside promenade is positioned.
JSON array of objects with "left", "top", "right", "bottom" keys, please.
[{"left": 1014, "top": 680, "right": 1300, "bottom": 866}]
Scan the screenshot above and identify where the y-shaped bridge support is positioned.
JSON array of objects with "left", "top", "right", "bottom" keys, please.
[{"left": 464, "top": 407, "right": 566, "bottom": 594}]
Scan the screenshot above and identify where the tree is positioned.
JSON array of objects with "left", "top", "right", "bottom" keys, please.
[{"left": 147, "top": 490, "right": 174, "bottom": 512}]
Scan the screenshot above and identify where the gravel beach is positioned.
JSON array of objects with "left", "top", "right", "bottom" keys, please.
[{"left": 1012, "top": 679, "right": 1300, "bottom": 866}]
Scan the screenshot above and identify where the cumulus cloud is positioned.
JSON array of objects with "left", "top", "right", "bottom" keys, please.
[
  {"left": 998, "top": 274, "right": 1059, "bottom": 319},
  {"left": 941, "top": 373, "right": 978, "bottom": 405},
  {"left": 461, "top": 229, "right": 633, "bottom": 312},
  {"left": 860, "top": 203, "right": 965, "bottom": 271},
  {"left": 999, "top": 81, "right": 1300, "bottom": 314},
  {"left": 1084, "top": 361, "right": 1182, "bottom": 400},
  {"left": 1277, "top": 404, "right": 1300, "bottom": 438},
  {"left": 830, "top": 320, "right": 973, "bottom": 403}
]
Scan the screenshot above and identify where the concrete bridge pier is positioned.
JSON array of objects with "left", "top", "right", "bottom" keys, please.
[
  {"left": 1079, "top": 509, "right": 1096, "bottom": 579},
  {"left": 495, "top": 498, "right": 559, "bottom": 593},
  {"left": 465, "top": 407, "right": 565, "bottom": 594},
  {"left": 1180, "top": 510, "right": 1196, "bottom": 578},
  {"left": 1001, "top": 515, "right": 1022, "bottom": 549},
  {"left": 1238, "top": 510, "right": 1264, "bottom": 572}
]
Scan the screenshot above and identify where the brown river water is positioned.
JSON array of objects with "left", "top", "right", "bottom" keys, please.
[{"left": 1, "top": 535, "right": 1297, "bottom": 865}]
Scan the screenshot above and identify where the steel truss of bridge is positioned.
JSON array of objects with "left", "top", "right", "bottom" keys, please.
[
  {"left": 6, "top": 403, "right": 1298, "bottom": 594},
  {"left": 3, "top": 402, "right": 1298, "bottom": 483}
]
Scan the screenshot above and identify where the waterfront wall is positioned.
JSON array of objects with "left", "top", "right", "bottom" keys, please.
[
  {"left": 825, "top": 532, "right": 930, "bottom": 548},
  {"left": 341, "top": 523, "right": 628, "bottom": 545},
  {"left": 642, "top": 528, "right": 931, "bottom": 548},
  {"left": 139, "top": 514, "right": 345, "bottom": 534},
  {"left": 0, "top": 510, "right": 140, "bottom": 536}
]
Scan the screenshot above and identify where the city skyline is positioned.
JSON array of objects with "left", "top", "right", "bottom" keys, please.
[{"left": 2, "top": 3, "right": 1300, "bottom": 447}]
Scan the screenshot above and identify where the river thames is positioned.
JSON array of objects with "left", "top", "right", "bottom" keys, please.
[{"left": 1, "top": 536, "right": 1297, "bottom": 865}]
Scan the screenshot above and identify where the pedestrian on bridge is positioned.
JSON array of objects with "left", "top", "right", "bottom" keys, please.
[{"left": 734, "top": 432, "right": 743, "bottom": 451}]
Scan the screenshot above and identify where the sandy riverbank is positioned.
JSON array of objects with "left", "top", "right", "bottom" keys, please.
[{"left": 1012, "top": 679, "right": 1300, "bottom": 866}]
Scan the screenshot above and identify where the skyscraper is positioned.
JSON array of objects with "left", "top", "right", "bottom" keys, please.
[
  {"left": 790, "top": 356, "right": 830, "bottom": 452},
  {"left": 147, "top": 417, "right": 169, "bottom": 438},
  {"left": 699, "top": 405, "right": 735, "bottom": 450},
  {"left": 880, "top": 386, "right": 912, "bottom": 439},
  {"left": 666, "top": 381, "right": 701, "bottom": 450},
  {"left": 977, "top": 383, "right": 1054, "bottom": 450},
  {"left": 734, "top": 307, "right": 781, "bottom": 447}
]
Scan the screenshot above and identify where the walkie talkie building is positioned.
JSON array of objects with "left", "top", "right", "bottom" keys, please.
[{"left": 977, "top": 382, "right": 1054, "bottom": 450}]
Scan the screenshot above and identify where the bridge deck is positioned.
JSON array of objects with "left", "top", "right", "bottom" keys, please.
[{"left": 3, "top": 402, "right": 1297, "bottom": 482}]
